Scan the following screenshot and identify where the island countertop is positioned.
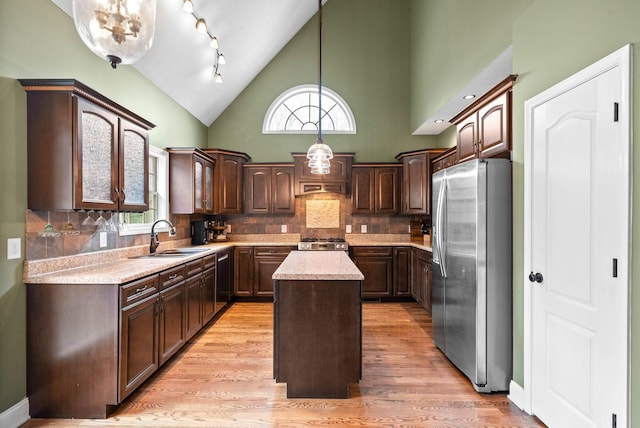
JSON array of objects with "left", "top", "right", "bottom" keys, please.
[{"left": 273, "top": 250, "right": 364, "bottom": 281}]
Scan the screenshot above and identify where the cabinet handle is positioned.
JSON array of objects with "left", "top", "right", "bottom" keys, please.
[
  {"left": 134, "top": 285, "right": 148, "bottom": 294},
  {"left": 168, "top": 273, "right": 178, "bottom": 280}
]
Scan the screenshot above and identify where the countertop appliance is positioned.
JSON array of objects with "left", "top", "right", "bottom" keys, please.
[
  {"left": 191, "top": 220, "right": 211, "bottom": 245},
  {"left": 297, "top": 237, "right": 348, "bottom": 251},
  {"left": 431, "top": 158, "right": 512, "bottom": 392}
]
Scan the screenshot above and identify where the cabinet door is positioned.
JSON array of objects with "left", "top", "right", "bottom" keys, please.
[
  {"left": 424, "top": 252, "right": 433, "bottom": 314},
  {"left": 119, "top": 294, "right": 158, "bottom": 401},
  {"left": 202, "top": 267, "right": 216, "bottom": 324},
  {"left": 217, "top": 155, "right": 243, "bottom": 213},
  {"left": 352, "top": 167, "right": 374, "bottom": 214},
  {"left": 393, "top": 247, "right": 411, "bottom": 296},
  {"left": 244, "top": 167, "right": 271, "bottom": 214},
  {"left": 478, "top": 92, "right": 510, "bottom": 158},
  {"left": 456, "top": 114, "right": 478, "bottom": 163},
  {"left": 119, "top": 118, "right": 149, "bottom": 211},
  {"left": 272, "top": 166, "right": 295, "bottom": 214},
  {"left": 204, "top": 161, "right": 214, "bottom": 213},
  {"left": 352, "top": 247, "right": 393, "bottom": 298},
  {"left": 375, "top": 167, "right": 400, "bottom": 214},
  {"left": 410, "top": 248, "right": 423, "bottom": 305},
  {"left": 254, "top": 256, "right": 285, "bottom": 296},
  {"left": 402, "top": 154, "right": 428, "bottom": 215},
  {"left": 184, "top": 275, "right": 203, "bottom": 340},
  {"left": 193, "top": 157, "right": 204, "bottom": 213},
  {"left": 158, "top": 281, "right": 185, "bottom": 365},
  {"left": 234, "top": 247, "right": 254, "bottom": 297},
  {"left": 75, "top": 98, "right": 119, "bottom": 211}
]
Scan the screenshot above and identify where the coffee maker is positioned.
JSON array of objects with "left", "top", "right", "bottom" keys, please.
[{"left": 190, "top": 220, "right": 211, "bottom": 245}]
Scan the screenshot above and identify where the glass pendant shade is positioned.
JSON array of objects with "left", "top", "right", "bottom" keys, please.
[{"left": 72, "top": 0, "right": 157, "bottom": 68}]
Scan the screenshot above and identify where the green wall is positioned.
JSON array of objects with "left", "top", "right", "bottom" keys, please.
[
  {"left": 208, "top": 0, "right": 436, "bottom": 163},
  {"left": 511, "top": 0, "right": 640, "bottom": 422},
  {"left": 0, "top": 0, "right": 207, "bottom": 414}
]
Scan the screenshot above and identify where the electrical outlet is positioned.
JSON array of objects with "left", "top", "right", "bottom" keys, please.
[
  {"left": 7, "top": 238, "right": 21, "bottom": 260},
  {"left": 346, "top": 225, "right": 352, "bottom": 234},
  {"left": 99, "top": 232, "right": 107, "bottom": 248},
  {"left": 361, "top": 225, "right": 367, "bottom": 233},
  {"left": 281, "top": 224, "right": 287, "bottom": 233}
]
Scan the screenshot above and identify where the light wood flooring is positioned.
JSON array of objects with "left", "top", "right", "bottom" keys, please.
[{"left": 24, "top": 302, "right": 545, "bottom": 427}]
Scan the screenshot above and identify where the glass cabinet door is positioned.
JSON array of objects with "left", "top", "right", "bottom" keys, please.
[
  {"left": 75, "top": 98, "right": 119, "bottom": 210},
  {"left": 205, "top": 161, "right": 213, "bottom": 212},
  {"left": 120, "top": 119, "right": 149, "bottom": 211},
  {"left": 194, "top": 158, "right": 204, "bottom": 212}
]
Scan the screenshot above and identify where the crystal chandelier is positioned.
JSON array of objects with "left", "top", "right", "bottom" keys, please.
[
  {"left": 306, "top": 0, "right": 332, "bottom": 174},
  {"left": 72, "top": 0, "right": 157, "bottom": 69}
]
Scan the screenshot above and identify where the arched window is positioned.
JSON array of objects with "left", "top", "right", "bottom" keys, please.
[{"left": 263, "top": 84, "right": 356, "bottom": 134}]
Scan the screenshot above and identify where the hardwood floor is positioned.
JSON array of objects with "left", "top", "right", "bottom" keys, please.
[{"left": 24, "top": 302, "right": 545, "bottom": 427}]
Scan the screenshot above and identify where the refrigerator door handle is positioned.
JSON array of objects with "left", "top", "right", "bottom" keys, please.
[{"left": 435, "top": 178, "right": 447, "bottom": 278}]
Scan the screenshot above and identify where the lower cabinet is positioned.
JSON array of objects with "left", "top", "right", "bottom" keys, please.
[
  {"left": 411, "top": 248, "right": 433, "bottom": 313},
  {"left": 351, "top": 247, "right": 393, "bottom": 298},
  {"left": 234, "top": 246, "right": 294, "bottom": 297},
  {"left": 393, "top": 247, "right": 411, "bottom": 297}
]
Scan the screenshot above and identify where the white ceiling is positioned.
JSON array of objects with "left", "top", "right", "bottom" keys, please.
[
  {"left": 51, "top": 0, "right": 512, "bottom": 134},
  {"left": 51, "top": 0, "right": 325, "bottom": 126}
]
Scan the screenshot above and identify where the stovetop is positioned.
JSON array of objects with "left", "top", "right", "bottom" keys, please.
[
  {"left": 298, "top": 237, "right": 348, "bottom": 251},
  {"left": 300, "top": 237, "right": 346, "bottom": 243}
]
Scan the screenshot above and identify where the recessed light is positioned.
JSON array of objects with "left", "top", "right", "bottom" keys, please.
[
  {"left": 434, "top": 119, "right": 444, "bottom": 124},
  {"left": 463, "top": 94, "right": 476, "bottom": 100}
]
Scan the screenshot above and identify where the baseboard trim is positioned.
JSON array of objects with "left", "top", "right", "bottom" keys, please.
[
  {"left": 0, "top": 398, "right": 30, "bottom": 428},
  {"left": 508, "top": 380, "right": 527, "bottom": 412}
]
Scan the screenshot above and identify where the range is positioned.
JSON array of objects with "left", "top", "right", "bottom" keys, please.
[{"left": 297, "top": 237, "right": 348, "bottom": 251}]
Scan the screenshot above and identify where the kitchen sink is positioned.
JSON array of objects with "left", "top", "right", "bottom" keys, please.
[{"left": 131, "top": 248, "right": 210, "bottom": 259}]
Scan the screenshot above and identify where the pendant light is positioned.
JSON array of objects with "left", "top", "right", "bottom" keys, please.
[
  {"left": 72, "top": 0, "right": 158, "bottom": 69},
  {"left": 306, "top": 0, "right": 333, "bottom": 174}
]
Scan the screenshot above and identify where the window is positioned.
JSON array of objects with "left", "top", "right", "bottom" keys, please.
[
  {"left": 263, "top": 84, "right": 356, "bottom": 134},
  {"left": 119, "top": 145, "right": 169, "bottom": 235}
]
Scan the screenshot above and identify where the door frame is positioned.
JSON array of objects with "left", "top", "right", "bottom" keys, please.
[{"left": 522, "top": 44, "right": 631, "bottom": 419}]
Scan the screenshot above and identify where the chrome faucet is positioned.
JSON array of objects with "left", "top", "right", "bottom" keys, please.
[{"left": 150, "top": 219, "right": 177, "bottom": 253}]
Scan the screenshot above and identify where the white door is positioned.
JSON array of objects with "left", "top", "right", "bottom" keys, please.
[{"left": 524, "top": 45, "right": 630, "bottom": 427}]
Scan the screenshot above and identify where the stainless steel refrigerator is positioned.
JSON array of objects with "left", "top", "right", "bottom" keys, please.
[{"left": 431, "top": 158, "right": 512, "bottom": 392}]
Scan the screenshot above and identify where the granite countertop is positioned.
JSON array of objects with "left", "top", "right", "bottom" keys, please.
[
  {"left": 23, "top": 234, "right": 431, "bottom": 285},
  {"left": 273, "top": 251, "right": 364, "bottom": 281}
]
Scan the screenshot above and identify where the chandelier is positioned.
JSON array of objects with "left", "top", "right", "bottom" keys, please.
[
  {"left": 306, "top": 0, "right": 332, "bottom": 174},
  {"left": 72, "top": 0, "right": 157, "bottom": 69}
]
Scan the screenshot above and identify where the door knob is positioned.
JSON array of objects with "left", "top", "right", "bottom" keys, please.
[{"left": 528, "top": 272, "right": 543, "bottom": 283}]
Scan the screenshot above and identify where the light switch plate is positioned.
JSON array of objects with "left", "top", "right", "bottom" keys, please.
[
  {"left": 99, "top": 232, "right": 107, "bottom": 248},
  {"left": 361, "top": 225, "right": 367, "bottom": 233},
  {"left": 346, "top": 225, "right": 352, "bottom": 233},
  {"left": 281, "top": 225, "right": 287, "bottom": 233},
  {"left": 7, "top": 238, "right": 21, "bottom": 260}
]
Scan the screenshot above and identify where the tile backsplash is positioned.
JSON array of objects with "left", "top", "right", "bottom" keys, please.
[{"left": 25, "top": 193, "right": 422, "bottom": 260}]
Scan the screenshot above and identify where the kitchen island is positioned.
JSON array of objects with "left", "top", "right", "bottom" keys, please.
[{"left": 272, "top": 250, "right": 364, "bottom": 398}]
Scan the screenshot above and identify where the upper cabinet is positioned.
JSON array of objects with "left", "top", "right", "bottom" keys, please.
[
  {"left": 395, "top": 149, "right": 445, "bottom": 215},
  {"left": 431, "top": 147, "right": 458, "bottom": 173},
  {"left": 243, "top": 164, "right": 295, "bottom": 214},
  {"left": 19, "top": 79, "right": 155, "bottom": 212},
  {"left": 352, "top": 164, "right": 401, "bottom": 215},
  {"left": 292, "top": 153, "right": 354, "bottom": 195},
  {"left": 167, "top": 148, "right": 216, "bottom": 215},
  {"left": 451, "top": 75, "right": 516, "bottom": 163},
  {"left": 202, "top": 149, "right": 250, "bottom": 214}
]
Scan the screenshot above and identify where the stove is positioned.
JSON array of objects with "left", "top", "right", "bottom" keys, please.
[{"left": 297, "top": 237, "right": 348, "bottom": 251}]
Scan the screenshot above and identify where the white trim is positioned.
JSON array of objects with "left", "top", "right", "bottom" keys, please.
[
  {"left": 118, "top": 145, "right": 169, "bottom": 236},
  {"left": 262, "top": 84, "right": 357, "bottom": 134},
  {"left": 523, "top": 44, "right": 631, "bottom": 423},
  {"left": 0, "top": 398, "right": 30, "bottom": 428},
  {"left": 507, "top": 380, "right": 527, "bottom": 411}
]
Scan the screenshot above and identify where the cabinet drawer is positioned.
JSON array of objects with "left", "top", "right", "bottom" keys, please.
[
  {"left": 185, "top": 258, "right": 204, "bottom": 276},
  {"left": 352, "top": 247, "right": 393, "bottom": 257},
  {"left": 203, "top": 254, "right": 216, "bottom": 270},
  {"left": 159, "top": 265, "right": 187, "bottom": 290},
  {"left": 121, "top": 275, "right": 159, "bottom": 308},
  {"left": 253, "top": 246, "right": 294, "bottom": 257}
]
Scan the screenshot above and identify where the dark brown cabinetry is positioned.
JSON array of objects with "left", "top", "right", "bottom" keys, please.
[
  {"left": 411, "top": 248, "right": 432, "bottom": 313},
  {"left": 184, "top": 259, "right": 204, "bottom": 340},
  {"left": 292, "top": 152, "right": 354, "bottom": 195},
  {"left": 452, "top": 76, "right": 515, "bottom": 163},
  {"left": 19, "top": 79, "right": 154, "bottom": 212},
  {"left": 351, "top": 247, "right": 394, "bottom": 298},
  {"left": 432, "top": 146, "right": 458, "bottom": 173},
  {"left": 202, "top": 149, "right": 251, "bottom": 214},
  {"left": 395, "top": 149, "right": 445, "bottom": 215},
  {"left": 352, "top": 165, "right": 401, "bottom": 215},
  {"left": 243, "top": 164, "right": 295, "bottom": 214},
  {"left": 234, "top": 246, "right": 294, "bottom": 297},
  {"left": 167, "top": 148, "right": 216, "bottom": 215},
  {"left": 393, "top": 247, "right": 411, "bottom": 297}
]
